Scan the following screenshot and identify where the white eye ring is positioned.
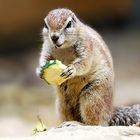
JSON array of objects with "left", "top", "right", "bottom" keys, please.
[
  {"left": 66, "top": 27, "right": 73, "bottom": 32},
  {"left": 65, "top": 21, "right": 73, "bottom": 32},
  {"left": 44, "top": 23, "right": 48, "bottom": 29},
  {"left": 42, "top": 22, "right": 49, "bottom": 33},
  {"left": 65, "top": 21, "right": 72, "bottom": 29}
]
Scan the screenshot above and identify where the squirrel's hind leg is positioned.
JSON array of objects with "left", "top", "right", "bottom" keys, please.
[{"left": 79, "top": 79, "right": 113, "bottom": 125}]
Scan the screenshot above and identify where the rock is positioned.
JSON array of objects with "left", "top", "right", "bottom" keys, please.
[{"left": 1, "top": 124, "right": 140, "bottom": 140}]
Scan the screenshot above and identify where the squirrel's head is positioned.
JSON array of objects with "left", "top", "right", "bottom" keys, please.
[{"left": 42, "top": 8, "right": 80, "bottom": 48}]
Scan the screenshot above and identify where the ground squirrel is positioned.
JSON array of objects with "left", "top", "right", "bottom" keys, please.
[{"left": 37, "top": 8, "right": 140, "bottom": 126}]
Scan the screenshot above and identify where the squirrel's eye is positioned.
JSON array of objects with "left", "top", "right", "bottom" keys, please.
[
  {"left": 44, "top": 23, "right": 48, "bottom": 29},
  {"left": 65, "top": 21, "right": 72, "bottom": 29}
]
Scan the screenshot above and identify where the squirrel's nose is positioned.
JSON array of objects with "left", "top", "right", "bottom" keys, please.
[{"left": 51, "top": 35, "right": 59, "bottom": 43}]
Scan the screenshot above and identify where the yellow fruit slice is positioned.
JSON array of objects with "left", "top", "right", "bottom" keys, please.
[{"left": 42, "top": 60, "right": 68, "bottom": 85}]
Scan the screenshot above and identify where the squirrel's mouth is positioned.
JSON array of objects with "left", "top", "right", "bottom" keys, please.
[
  {"left": 55, "top": 41, "right": 65, "bottom": 48},
  {"left": 54, "top": 40, "right": 66, "bottom": 48},
  {"left": 55, "top": 43, "right": 63, "bottom": 48},
  {"left": 57, "top": 44, "right": 63, "bottom": 47}
]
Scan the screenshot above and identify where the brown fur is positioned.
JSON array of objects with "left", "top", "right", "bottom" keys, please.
[{"left": 38, "top": 8, "right": 114, "bottom": 126}]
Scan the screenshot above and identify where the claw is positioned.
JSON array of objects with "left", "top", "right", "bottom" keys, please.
[
  {"left": 60, "top": 72, "right": 66, "bottom": 77},
  {"left": 65, "top": 73, "right": 72, "bottom": 78},
  {"left": 60, "top": 65, "right": 75, "bottom": 78}
]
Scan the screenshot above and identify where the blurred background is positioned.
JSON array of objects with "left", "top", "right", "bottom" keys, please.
[{"left": 0, "top": 0, "right": 140, "bottom": 137}]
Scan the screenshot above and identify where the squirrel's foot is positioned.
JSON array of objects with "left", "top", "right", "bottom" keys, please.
[
  {"left": 36, "top": 66, "right": 44, "bottom": 79},
  {"left": 60, "top": 64, "right": 76, "bottom": 79},
  {"left": 36, "top": 66, "right": 50, "bottom": 85}
]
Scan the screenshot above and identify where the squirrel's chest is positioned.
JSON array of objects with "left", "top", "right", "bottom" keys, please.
[
  {"left": 57, "top": 76, "right": 88, "bottom": 103},
  {"left": 51, "top": 47, "right": 77, "bottom": 65}
]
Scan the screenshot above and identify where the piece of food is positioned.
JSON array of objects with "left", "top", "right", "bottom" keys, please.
[
  {"left": 32, "top": 115, "right": 47, "bottom": 135},
  {"left": 42, "top": 60, "right": 68, "bottom": 85}
]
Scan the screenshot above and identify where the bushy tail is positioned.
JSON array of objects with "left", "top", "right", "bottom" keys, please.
[{"left": 109, "top": 104, "right": 140, "bottom": 126}]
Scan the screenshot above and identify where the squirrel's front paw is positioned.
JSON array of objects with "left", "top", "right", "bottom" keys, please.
[
  {"left": 60, "top": 64, "right": 76, "bottom": 79},
  {"left": 36, "top": 66, "right": 44, "bottom": 79}
]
